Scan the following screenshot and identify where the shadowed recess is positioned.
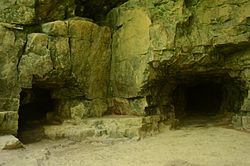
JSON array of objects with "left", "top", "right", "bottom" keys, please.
[{"left": 17, "top": 87, "right": 54, "bottom": 143}]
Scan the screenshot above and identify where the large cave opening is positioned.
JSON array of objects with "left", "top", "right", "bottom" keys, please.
[
  {"left": 171, "top": 74, "right": 246, "bottom": 127},
  {"left": 17, "top": 86, "right": 55, "bottom": 143}
]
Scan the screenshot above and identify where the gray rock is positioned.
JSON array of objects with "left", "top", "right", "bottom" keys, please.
[{"left": 0, "top": 135, "right": 24, "bottom": 150}]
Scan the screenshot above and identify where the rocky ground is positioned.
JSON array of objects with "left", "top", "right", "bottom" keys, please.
[{"left": 1, "top": 125, "right": 250, "bottom": 166}]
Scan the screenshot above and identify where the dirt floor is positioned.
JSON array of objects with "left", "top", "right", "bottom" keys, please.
[{"left": 1, "top": 125, "right": 250, "bottom": 166}]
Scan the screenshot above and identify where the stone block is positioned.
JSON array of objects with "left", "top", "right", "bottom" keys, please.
[
  {"left": 232, "top": 115, "right": 243, "bottom": 129},
  {"left": 70, "top": 102, "right": 87, "bottom": 121},
  {"left": 242, "top": 116, "right": 250, "bottom": 129},
  {"left": 42, "top": 21, "right": 68, "bottom": 36},
  {"left": 0, "top": 26, "right": 24, "bottom": 98},
  {"left": 109, "top": 8, "right": 151, "bottom": 98},
  {"left": 55, "top": 98, "right": 108, "bottom": 120},
  {"left": 18, "top": 33, "right": 53, "bottom": 87},
  {"left": 124, "top": 127, "right": 140, "bottom": 139},
  {"left": 108, "top": 98, "right": 147, "bottom": 116},
  {"left": 44, "top": 124, "right": 95, "bottom": 141},
  {"left": 44, "top": 115, "right": 160, "bottom": 141},
  {"left": 0, "top": 111, "right": 18, "bottom": 135},
  {"left": 48, "top": 36, "right": 71, "bottom": 72},
  {"left": 89, "top": 99, "right": 108, "bottom": 117},
  {"left": 25, "top": 33, "right": 49, "bottom": 55},
  {"left": 70, "top": 23, "right": 111, "bottom": 98},
  {"left": 68, "top": 19, "right": 98, "bottom": 38}
]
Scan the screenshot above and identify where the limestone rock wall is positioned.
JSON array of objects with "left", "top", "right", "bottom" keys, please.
[
  {"left": 0, "top": 24, "right": 26, "bottom": 134},
  {"left": 0, "top": 1, "right": 112, "bottom": 134},
  {"left": 108, "top": 0, "right": 250, "bottom": 125},
  {"left": 0, "top": 0, "right": 250, "bottom": 135},
  {"left": 108, "top": 0, "right": 250, "bottom": 94}
]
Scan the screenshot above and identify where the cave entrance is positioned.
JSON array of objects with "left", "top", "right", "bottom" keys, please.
[
  {"left": 185, "top": 82, "right": 223, "bottom": 117},
  {"left": 172, "top": 75, "right": 246, "bottom": 127},
  {"left": 17, "top": 86, "right": 55, "bottom": 143}
]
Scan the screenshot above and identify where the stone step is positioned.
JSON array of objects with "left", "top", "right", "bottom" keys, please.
[{"left": 43, "top": 115, "right": 160, "bottom": 141}]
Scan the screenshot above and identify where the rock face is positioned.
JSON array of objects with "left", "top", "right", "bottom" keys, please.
[
  {"left": 0, "top": 16, "right": 112, "bottom": 135},
  {"left": 0, "top": 0, "right": 35, "bottom": 24},
  {"left": 0, "top": 0, "right": 250, "bottom": 140},
  {"left": 108, "top": 0, "right": 250, "bottom": 128}
]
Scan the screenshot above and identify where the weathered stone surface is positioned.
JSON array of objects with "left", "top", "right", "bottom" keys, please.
[
  {"left": 232, "top": 115, "right": 250, "bottom": 130},
  {"left": 108, "top": 0, "right": 250, "bottom": 128},
  {"left": 68, "top": 19, "right": 97, "bottom": 38},
  {"left": 0, "top": 0, "right": 35, "bottom": 24},
  {"left": 42, "top": 21, "right": 68, "bottom": 36},
  {"left": 1, "top": 0, "right": 250, "bottom": 137},
  {"left": 44, "top": 115, "right": 160, "bottom": 141},
  {"left": 0, "top": 98, "right": 19, "bottom": 112},
  {"left": 0, "top": 25, "right": 25, "bottom": 135},
  {"left": 108, "top": 0, "right": 250, "bottom": 95},
  {"left": 70, "top": 102, "right": 87, "bottom": 121},
  {"left": 0, "top": 25, "right": 24, "bottom": 98},
  {"left": 242, "top": 116, "right": 250, "bottom": 130},
  {"left": 0, "top": 112, "right": 18, "bottom": 135},
  {"left": 0, "top": 135, "right": 23, "bottom": 150},
  {"left": 109, "top": 8, "right": 151, "bottom": 98},
  {"left": 19, "top": 18, "right": 111, "bottom": 94},
  {"left": 18, "top": 33, "right": 53, "bottom": 88},
  {"left": 48, "top": 36, "right": 71, "bottom": 76},
  {"left": 36, "top": 0, "right": 75, "bottom": 23},
  {"left": 69, "top": 19, "right": 111, "bottom": 99},
  {"left": 107, "top": 98, "right": 147, "bottom": 116},
  {"left": 54, "top": 98, "right": 108, "bottom": 120},
  {"left": 108, "top": 98, "right": 131, "bottom": 115}
]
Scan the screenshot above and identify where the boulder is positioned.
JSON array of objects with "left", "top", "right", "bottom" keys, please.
[{"left": 0, "top": 135, "right": 24, "bottom": 150}]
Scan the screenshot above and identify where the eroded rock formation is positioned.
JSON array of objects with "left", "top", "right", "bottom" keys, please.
[
  {"left": 0, "top": 0, "right": 250, "bottom": 142},
  {"left": 108, "top": 0, "right": 250, "bottom": 128}
]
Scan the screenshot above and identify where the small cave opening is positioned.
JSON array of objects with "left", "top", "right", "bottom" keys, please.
[
  {"left": 74, "top": 0, "right": 128, "bottom": 23},
  {"left": 17, "top": 86, "right": 55, "bottom": 144}
]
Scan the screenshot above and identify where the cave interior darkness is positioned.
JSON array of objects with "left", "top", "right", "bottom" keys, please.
[
  {"left": 74, "top": 0, "right": 128, "bottom": 22},
  {"left": 185, "top": 82, "right": 223, "bottom": 116},
  {"left": 18, "top": 86, "right": 55, "bottom": 143},
  {"left": 171, "top": 74, "right": 246, "bottom": 126}
]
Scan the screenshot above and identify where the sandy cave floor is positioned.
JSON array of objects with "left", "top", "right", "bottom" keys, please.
[{"left": 1, "top": 126, "right": 250, "bottom": 166}]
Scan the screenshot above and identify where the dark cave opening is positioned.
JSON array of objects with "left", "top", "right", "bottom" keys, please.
[
  {"left": 171, "top": 75, "right": 246, "bottom": 126},
  {"left": 74, "top": 0, "right": 128, "bottom": 22},
  {"left": 18, "top": 86, "right": 54, "bottom": 143},
  {"left": 185, "top": 82, "right": 223, "bottom": 116}
]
